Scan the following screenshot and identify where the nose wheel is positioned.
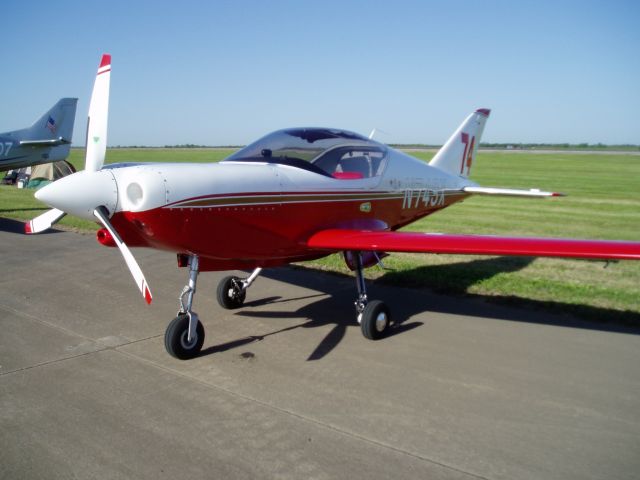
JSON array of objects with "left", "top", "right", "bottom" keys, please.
[
  {"left": 165, "top": 313, "right": 205, "bottom": 359},
  {"left": 165, "top": 255, "right": 205, "bottom": 360}
]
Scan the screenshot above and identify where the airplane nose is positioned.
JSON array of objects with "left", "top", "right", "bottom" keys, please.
[{"left": 35, "top": 170, "right": 119, "bottom": 220}]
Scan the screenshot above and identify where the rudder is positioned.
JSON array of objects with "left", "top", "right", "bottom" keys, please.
[
  {"left": 28, "top": 98, "right": 78, "bottom": 142},
  {"left": 429, "top": 108, "right": 490, "bottom": 178}
]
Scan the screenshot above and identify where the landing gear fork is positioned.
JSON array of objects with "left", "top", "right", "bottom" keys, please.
[
  {"left": 179, "top": 255, "right": 200, "bottom": 343},
  {"left": 165, "top": 254, "right": 205, "bottom": 360}
]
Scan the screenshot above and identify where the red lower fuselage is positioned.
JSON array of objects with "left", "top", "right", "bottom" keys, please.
[{"left": 109, "top": 188, "right": 467, "bottom": 271}]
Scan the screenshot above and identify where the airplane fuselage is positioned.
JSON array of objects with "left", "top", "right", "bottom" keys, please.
[
  {"left": 0, "top": 132, "right": 72, "bottom": 171},
  {"left": 94, "top": 149, "right": 473, "bottom": 270}
]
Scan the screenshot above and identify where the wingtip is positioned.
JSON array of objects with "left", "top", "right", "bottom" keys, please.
[{"left": 24, "top": 222, "right": 32, "bottom": 235}]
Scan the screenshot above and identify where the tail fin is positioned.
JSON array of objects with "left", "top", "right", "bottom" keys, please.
[
  {"left": 23, "top": 98, "right": 78, "bottom": 145},
  {"left": 429, "top": 108, "right": 490, "bottom": 178}
]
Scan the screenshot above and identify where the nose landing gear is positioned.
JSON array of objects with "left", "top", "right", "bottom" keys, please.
[
  {"left": 165, "top": 255, "right": 205, "bottom": 359},
  {"left": 164, "top": 263, "right": 264, "bottom": 359},
  {"left": 165, "top": 312, "right": 205, "bottom": 360}
]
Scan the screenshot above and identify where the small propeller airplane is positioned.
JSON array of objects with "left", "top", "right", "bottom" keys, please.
[{"left": 26, "top": 54, "right": 640, "bottom": 360}]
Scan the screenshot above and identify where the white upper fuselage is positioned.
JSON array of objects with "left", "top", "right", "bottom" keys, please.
[{"left": 39, "top": 147, "right": 473, "bottom": 222}]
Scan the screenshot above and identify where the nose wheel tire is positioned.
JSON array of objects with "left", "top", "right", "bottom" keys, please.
[
  {"left": 217, "top": 276, "right": 246, "bottom": 309},
  {"left": 360, "top": 300, "right": 391, "bottom": 340},
  {"left": 165, "top": 314, "right": 205, "bottom": 360}
]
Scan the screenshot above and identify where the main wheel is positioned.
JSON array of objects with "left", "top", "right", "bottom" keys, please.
[
  {"left": 217, "top": 276, "right": 246, "bottom": 309},
  {"left": 165, "top": 314, "right": 205, "bottom": 360},
  {"left": 360, "top": 300, "right": 391, "bottom": 340}
]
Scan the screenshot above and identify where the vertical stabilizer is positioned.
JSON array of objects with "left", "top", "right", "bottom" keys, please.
[
  {"left": 26, "top": 98, "right": 78, "bottom": 142},
  {"left": 429, "top": 109, "right": 490, "bottom": 178}
]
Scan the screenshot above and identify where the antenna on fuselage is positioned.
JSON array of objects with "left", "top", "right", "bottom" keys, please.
[{"left": 368, "top": 128, "right": 390, "bottom": 140}]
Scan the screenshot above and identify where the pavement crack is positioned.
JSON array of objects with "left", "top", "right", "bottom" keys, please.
[
  {"left": 0, "top": 303, "right": 96, "bottom": 343},
  {"left": 0, "top": 347, "right": 112, "bottom": 377}
]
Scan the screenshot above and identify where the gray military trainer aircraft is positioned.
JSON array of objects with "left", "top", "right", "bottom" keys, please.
[{"left": 0, "top": 98, "right": 78, "bottom": 171}]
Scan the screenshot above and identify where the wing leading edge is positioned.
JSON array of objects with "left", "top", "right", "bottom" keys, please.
[{"left": 306, "top": 229, "right": 640, "bottom": 261}]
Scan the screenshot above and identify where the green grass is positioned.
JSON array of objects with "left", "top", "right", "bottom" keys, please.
[{"left": 2, "top": 148, "right": 639, "bottom": 322}]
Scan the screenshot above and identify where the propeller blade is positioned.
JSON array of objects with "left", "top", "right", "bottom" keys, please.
[
  {"left": 93, "top": 206, "right": 152, "bottom": 304},
  {"left": 85, "top": 54, "right": 111, "bottom": 172},
  {"left": 24, "top": 208, "right": 66, "bottom": 234}
]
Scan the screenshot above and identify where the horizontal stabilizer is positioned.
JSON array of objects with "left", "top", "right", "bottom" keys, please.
[
  {"left": 307, "top": 229, "right": 640, "bottom": 261},
  {"left": 463, "top": 186, "right": 564, "bottom": 197},
  {"left": 20, "top": 137, "right": 71, "bottom": 147}
]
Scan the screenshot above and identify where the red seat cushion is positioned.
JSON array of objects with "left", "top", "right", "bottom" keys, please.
[{"left": 332, "top": 172, "right": 364, "bottom": 180}]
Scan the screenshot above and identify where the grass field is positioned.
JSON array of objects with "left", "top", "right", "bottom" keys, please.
[{"left": 2, "top": 148, "right": 639, "bottom": 323}]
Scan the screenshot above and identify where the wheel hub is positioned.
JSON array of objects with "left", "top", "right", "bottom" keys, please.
[
  {"left": 180, "top": 330, "right": 198, "bottom": 350},
  {"left": 375, "top": 312, "right": 388, "bottom": 332}
]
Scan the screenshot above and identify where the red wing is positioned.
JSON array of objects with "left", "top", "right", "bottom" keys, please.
[{"left": 306, "top": 229, "right": 640, "bottom": 261}]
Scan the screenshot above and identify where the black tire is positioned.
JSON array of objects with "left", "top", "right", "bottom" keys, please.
[
  {"left": 360, "top": 300, "right": 391, "bottom": 340},
  {"left": 165, "top": 314, "right": 205, "bottom": 360},
  {"left": 217, "top": 276, "right": 246, "bottom": 309}
]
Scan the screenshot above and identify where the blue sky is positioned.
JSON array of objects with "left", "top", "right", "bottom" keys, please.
[{"left": 2, "top": 0, "right": 639, "bottom": 146}]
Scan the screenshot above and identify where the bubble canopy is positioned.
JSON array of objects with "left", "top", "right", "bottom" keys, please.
[{"left": 223, "top": 128, "right": 388, "bottom": 178}]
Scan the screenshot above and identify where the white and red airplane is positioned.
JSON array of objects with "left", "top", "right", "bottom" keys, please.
[{"left": 26, "top": 55, "right": 640, "bottom": 359}]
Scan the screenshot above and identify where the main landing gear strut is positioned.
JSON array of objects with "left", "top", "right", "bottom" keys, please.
[
  {"left": 353, "top": 251, "right": 392, "bottom": 340},
  {"left": 164, "top": 258, "right": 263, "bottom": 360}
]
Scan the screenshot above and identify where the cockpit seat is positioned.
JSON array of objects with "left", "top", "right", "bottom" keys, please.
[
  {"left": 337, "top": 156, "right": 371, "bottom": 178},
  {"left": 332, "top": 171, "right": 364, "bottom": 180}
]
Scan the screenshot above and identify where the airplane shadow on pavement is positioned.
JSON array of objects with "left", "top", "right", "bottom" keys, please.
[
  {"left": 6, "top": 212, "right": 635, "bottom": 358},
  {"left": 201, "top": 256, "right": 640, "bottom": 361}
]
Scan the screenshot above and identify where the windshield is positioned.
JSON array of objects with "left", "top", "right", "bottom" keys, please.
[{"left": 224, "top": 128, "right": 387, "bottom": 178}]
